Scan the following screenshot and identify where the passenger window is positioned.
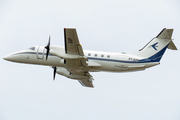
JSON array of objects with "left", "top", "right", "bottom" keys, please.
[
  {"left": 101, "top": 55, "right": 104, "bottom": 57},
  {"left": 94, "top": 54, "right": 97, "bottom": 57},
  {"left": 107, "top": 55, "right": 110, "bottom": 58},
  {"left": 88, "top": 53, "right": 91, "bottom": 56}
]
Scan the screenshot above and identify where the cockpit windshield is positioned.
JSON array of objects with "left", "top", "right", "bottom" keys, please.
[{"left": 29, "top": 47, "right": 35, "bottom": 50}]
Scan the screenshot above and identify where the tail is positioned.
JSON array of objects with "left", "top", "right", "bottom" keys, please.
[{"left": 138, "top": 28, "right": 177, "bottom": 62}]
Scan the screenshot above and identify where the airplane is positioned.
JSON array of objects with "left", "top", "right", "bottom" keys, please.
[{"left": 3, "top": 28, "right": 177, "bottom": 88}]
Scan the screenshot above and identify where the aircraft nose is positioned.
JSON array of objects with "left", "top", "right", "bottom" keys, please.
[
  {"left": 3, "top": 54, "right": 19, "bottom": 62},
  {"left": 3, "top": 50, "right": 27, "bottom": 62},
  {"left": 3, "top": 55, "right": 12, "bottom": 61}
]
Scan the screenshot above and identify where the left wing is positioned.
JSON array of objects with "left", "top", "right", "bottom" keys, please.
[
  {"left": 63, "top": 28, "right": 94, "bottom": 87},
  {"left": 64, "top": 28, "right": 84, "bottom": 55},
  {"left": 64, "top": 28, "right": 87, "bottom": 67}
]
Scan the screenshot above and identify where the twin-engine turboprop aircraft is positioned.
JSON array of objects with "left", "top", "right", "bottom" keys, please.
[{"left": 3, "top": 28, "right": 177, "bottom": 88}]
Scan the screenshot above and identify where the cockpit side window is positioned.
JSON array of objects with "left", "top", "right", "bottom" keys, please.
[{"left": 29, "top": 47, "right": 35, "bottom": 50}]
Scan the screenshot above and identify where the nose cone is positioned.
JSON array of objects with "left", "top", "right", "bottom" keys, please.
[
  {"left": 3, "top": 52, "right": 21, "bottom": 62},
  {"left": 3, "top": 50, "right": 27, "bottom": 63},
  {"left": 3, "top": 55, "right": 13, "bottom": 61}
]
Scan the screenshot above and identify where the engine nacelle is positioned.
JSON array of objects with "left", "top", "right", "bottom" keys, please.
[{"left": 56, "top": 67, "right": 90, "bottom": 80}]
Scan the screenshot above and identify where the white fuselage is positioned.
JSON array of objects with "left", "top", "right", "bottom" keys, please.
[
  {"left": 3, "top": 28, "right": 176, "bottom": 87},
  {"left": 4, "top": 45, "right": 159, "bottom": 72},
  {"left": 4, "top": 28, "right": 177, "bottom": 87}
]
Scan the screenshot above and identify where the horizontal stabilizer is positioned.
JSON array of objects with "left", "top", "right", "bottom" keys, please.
[{"left": 168, "top": 41, "right": 178, "bottom": 50}]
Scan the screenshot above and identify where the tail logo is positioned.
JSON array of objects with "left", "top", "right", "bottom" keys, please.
[{"left": 151, "top": 42, "right": 158, "bottom": 51}]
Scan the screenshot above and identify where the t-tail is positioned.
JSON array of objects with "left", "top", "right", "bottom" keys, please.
[{"left": 138, "top": 28, "right": 177, "bottom": 62}]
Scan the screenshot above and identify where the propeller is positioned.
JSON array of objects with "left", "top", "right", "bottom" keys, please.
[
  {"left": 45, "top": 35, "right": 51, "bottom": 60},
  {"left": 52, "top": 66, "right": 57, "bottom": 80}
]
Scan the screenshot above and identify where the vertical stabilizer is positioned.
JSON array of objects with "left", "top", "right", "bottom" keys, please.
[
  {"left": 138, "top": 28, "right": 177, "bottom": 62},
  {"left": 156, "top": 28, "right": 173, "bottom": 39}
]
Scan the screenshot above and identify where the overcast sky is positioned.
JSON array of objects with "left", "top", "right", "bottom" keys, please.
[{"left": 0, "top": 0, "right": 180, "bottom": 120}]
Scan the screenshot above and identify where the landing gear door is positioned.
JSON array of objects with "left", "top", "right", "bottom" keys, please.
[{"left": 37, "top": 46, "right": 45, "bottom": 59}]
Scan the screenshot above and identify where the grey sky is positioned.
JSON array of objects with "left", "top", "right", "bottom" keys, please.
[{"left": 0, "top": 0, "right": 180, "bottom": 120}]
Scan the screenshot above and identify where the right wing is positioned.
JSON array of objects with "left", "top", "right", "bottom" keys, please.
[
  {"left": 78, "top": 79, "right": 94, "bottom": 88},
  {"left": 71, "top": 70, "right": 94, "bottom": 88}
]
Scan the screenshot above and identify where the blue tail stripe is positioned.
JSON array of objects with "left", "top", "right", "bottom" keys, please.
[{"left": 139, "top": 44, "right": 169, "bottom": 62}]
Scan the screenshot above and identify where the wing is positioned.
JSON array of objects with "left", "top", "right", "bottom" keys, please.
[
  {"left": 56, "top": 67, "right": 94, "bottom": 88},
  {"left": 64, "top": 28, "right": 87, "bottom": 67},
  {"left": 76, "top": 71, "right": 94, "bottom": 88},
  {"left": 64, "top": 28, "right": 84, "bottom": 55},
  {"left": 70, "top": 70, "right": 94, "bottom": 88},
  {"left": 78, "top": 79, "right": 94, "bottom": 88}
]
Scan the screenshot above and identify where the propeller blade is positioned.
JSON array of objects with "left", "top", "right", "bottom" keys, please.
[
  {"left": 45, "top": 35, "right": 51, "bottom": 60},
  {"left": 53, "top": 66, "right": 57, "bottom": 80},
  {"left": 45, "top": 49, "right": 49, "bottom": 60},
  {"left": 48, "top": 35, "right": 50, "bottom": 46}
]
